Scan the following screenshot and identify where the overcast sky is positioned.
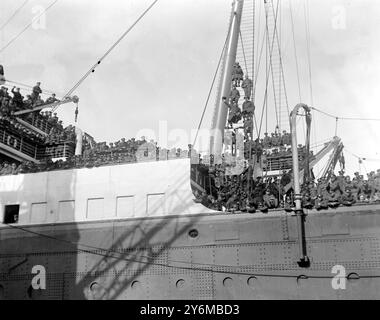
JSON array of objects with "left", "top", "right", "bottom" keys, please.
[{"left": 0, "top": 0, "right": 379, "bottom": 176}]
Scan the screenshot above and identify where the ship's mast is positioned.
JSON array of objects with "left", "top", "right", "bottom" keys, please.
[{"left": 209, "top": 0, "right": 244, "bottom": 157}]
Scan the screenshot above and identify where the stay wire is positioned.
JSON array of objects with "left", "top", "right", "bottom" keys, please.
[
  {"left": 239, "top": 30, "right": 249, "bottom": 77},
  {"left": 52, "top": 0, "right": 159, "bottom": 113},
  {"left": 192, "top": 15, "right": 233, "bottom": 148},
  {"left": 289, "top": 0, "right": 302, "bottom": 102},
  {"left": 310, "top": 106, "right": 380, "bottom": 122},
  {"left": 0, "top": 0, "right": 59, "bottom": 54},
  {"left": 0, "top": 0, "right": 29, "bottom": 32}
]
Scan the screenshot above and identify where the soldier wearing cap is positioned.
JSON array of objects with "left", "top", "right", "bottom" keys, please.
[
  {"left": 263, "top": 189, "right": 278, "bottom": 209},
  {"left": 341, "top": 188, "right": 356, "bottom": 206},
  {"left": 351, "top": 172, "right": 363, "bottom": 201},
  {"left": 31, "top": 82, "right": 42, "bottom": 103},
  {"left": 232, "top": 62, "right": 244, "bottom": 87},
  {"left": 271, "top": 132, "right": 281, "bottom": 147},
  {"left": 223, "top": 97, "right": 241, "bottom": 127},
  {"left": 328, "top": 174, "right": 342, "bottom": 197},
  {"left": 11, "top": 87, "right": 23, "bottom": 110},
  {"left": 263, "top": 132, "right": 270, "bottom": 149},
  {"left": 241, "top": 74, "right": 253, "bottom": 98},
  {"left": 244, "top": 116, "right": 253, "bottom": 140},
  {"left": 281, "top": 130, "right": 291, "bottom": 146},
  {"left": 327, "top": 190, "right": 340, "bottom": 208},
  {"left": 229, "top": 85, "right": 240, "bottom": 105},
  {"left": 242, "top": 96, "right": 255, "bottom": 116},
  {"left": 46, "top": 93, "right": 59, "bottom": 104}
]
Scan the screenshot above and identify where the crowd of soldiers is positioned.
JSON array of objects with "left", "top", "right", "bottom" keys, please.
[
  {"left": 224, "top": 62, "right": 255, "bottom": 129},
  {"left": 1, "top": 83, "right": 77, "bottom": 148},
  {"left": 0, "top": 137, "right": 191, "bottom": 175},
  {"left": 224, "top": 62, "right": 299, "bottom": 164},
  {"left": 0, "top": 83, "right": 59, "bottom": 115},
  {"left": 0, "top": 116, "right": 46, "bottom": 144},
  {"left": 195, "top": 168, "right": 380, "bottom": 213}
]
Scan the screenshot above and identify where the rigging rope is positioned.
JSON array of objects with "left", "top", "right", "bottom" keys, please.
[
  {"left": 257, "top": 0, "right": 281, "bottom": 138},
  {"left": 239, "top": 30, "right": 249, "bottom": 76},
  {"left": 192, "top": 15, "right": 233, "bottom": 148},
  {"left": 51, "top": 0, "right": 159, "bottom": 113},
  {"left": 310, "top": 106, "right": 380, "bottom": 122},
  {"left": 289, "top": 0, "right": 302, "bottom": 102},
  {"left": 0, "top": 0, "right": 59, "bottom": 54},
  {"left": 253, "top": 0, "right": 263, "bottom": 104},
  {"left": 0, "top": 0, "right": 29, "bottom": 32},
  {"left": 267, "top": 0, "right": 281, "bottom": 129},
  {"left": 303, "top": 0, "right": 313, "bottom": 105}
]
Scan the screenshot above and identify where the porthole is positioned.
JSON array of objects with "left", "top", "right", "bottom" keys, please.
[
  {"left": 90, "top": 282, "right": 100, "bottom": 292},
  {"left": 131, "top": 280, "right": 141, "bottom": 290},
  {"left": 347, "top": 273, "right": 360, "bottom": 281},
  {"left": 176, "top": 279, "right": 185, "bottom": 289},
  {"left": 296, "top": 275, "right": 308, "bottom": 284},
  {"left": 188, "top": 229, "right": 199, "bottom": 238},
  {"left": 247, "top": 276, "right": 257, "bottom": 287},
  {"left": 223, "top": 277, "right": 233, "bottom": 287}
]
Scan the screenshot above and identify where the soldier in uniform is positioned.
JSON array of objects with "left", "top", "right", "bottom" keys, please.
[
  {"left": 317, "top": 178, "right": 329, "bottom": 199},
  {"left": 337, "top": 170, "right": 345, "bottom": 191},
  {"left": 302, "top": 190, "right": 314, "bottom": 209},
  {"left": 314, "top": 194, "right": 328, "bottom": 211},
  {"left": 281, "top": 130, "right": 291, "bottom": 146},
  {"left": 367, "top": 171, "right": 377, "bottom": 201},
  {"left": 229, "top": 85, "right": 240, "bottom": 105},
  {"left": 272, "top": 132, "right": 281, "bottom": 147},
  {"left": 343, "top": 175, "right": 353, "bottom": 194},
  {"left": 46, "top": 93, "right": 59, "bottom": 104},
  {"left": 242, "top": 96, "right": 255, "bottom": 117},
  {"left": 244, "top": 116, "right": 253, "bottom": 140},
  {"left": 341, "top": 188, "right": 356, "bottom": 206},
  {"left": 232, "top": 62, "right": 244, "bottom": 87},
  {"left": 31, "top": 82, "right": 42, "bottom": 104},
  {"left": 328, "top": 174, "right": 342, "bottom": 197},
  {"left": 224, "top": 98, "right": 241, "bottom": 127},
  {"left": 241, "top": 75, "right": 253, "bottom": 98},
  {"left": 11, "top": 87, "right": 24, "bottom": 110},
  {"left": 351, "top": 172, "right": 363, "bottom": 201},
  {"left": 327, "top": 190, "right": 340, "bottom": 208},
  {"left": 263, "top": 132, "right": 271, "bottom": 149},
  {"left": 263, "top": 189, "right": 278, "bottom": 209}
]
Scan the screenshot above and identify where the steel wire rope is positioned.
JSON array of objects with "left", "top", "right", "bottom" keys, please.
[
  {"left": 0, "top": 0, "right": 59, "bottom": 54},
  {"left": 192, "top": 14, "right": 234, "bottom": 148},
  {"left": 51, "top": 0, "right": 159, "bottom": 113},
  {"left": 0, "top": 0, "right": 29, "bottom": 32}
]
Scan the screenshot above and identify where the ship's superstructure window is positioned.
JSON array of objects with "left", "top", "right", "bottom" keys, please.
[{"left": 3, "top": 204, "right": 19, "bottom": 224}]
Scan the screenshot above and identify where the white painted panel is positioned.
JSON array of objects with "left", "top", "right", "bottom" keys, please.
[
  {"left": 0, "top": 158, "right": 216, "bottom": 225},
  {"left": 147, "top": 193, "right": 165, "bottom": 216},
  {"left": 87, "top": 198, "right": 104, "bottom": 219},
  {"left": 116, "top": 196, "right": 134, "bottom": 218},
  {"left": 30, "top": 202, "right": 47, "bottom": 223},
  {"left": 58, "top": 200, "right": 75, "bottom": 222}
]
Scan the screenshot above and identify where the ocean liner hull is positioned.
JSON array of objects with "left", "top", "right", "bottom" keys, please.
[{"left": 0, "top": 159, "right": 380, "bottom": 299}]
